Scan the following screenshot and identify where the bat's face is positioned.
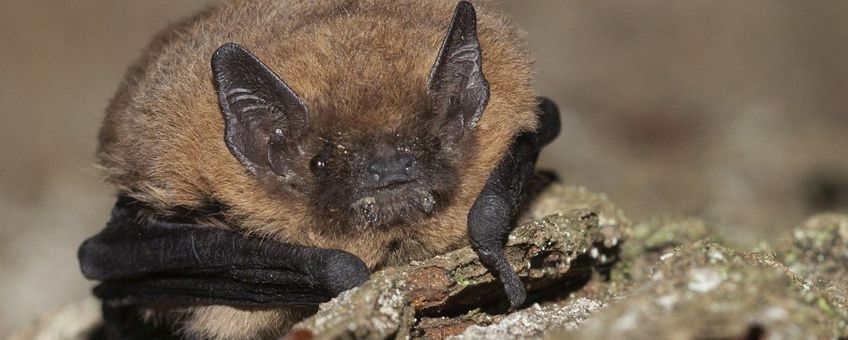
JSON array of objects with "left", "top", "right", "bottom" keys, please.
[
  {"left": 305, "top": 129, "right": 458, "bottom": 229},
  {"left": 213, "top": 3, "right": 488, "bottom": 231}
]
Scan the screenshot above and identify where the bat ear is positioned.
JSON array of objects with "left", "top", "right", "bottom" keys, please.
[
  {"left": 212, "top": 43, "right": 308, "bottom": 176},
  {"left": 427, "top": 1, "right": 490, "bottom": 140}
]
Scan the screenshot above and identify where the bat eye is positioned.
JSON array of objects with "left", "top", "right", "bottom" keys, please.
[{"left": 310, "top": 154, "right": 328, "bottom": 173}]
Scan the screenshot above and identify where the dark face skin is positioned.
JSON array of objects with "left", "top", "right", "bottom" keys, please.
[{"left": 304, "top": 129, "right": 458, "bottom": 231}]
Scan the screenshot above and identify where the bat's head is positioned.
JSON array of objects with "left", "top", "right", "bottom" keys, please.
[{"left": 212, "top": 2, "right": 488, "bottom": 230}]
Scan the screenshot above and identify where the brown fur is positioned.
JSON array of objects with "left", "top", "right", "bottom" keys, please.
[{"left": 97, "top": 0, "right": 537, "bottom": 338}]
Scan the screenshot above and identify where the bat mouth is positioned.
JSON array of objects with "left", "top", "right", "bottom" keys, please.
[
  {"left": 349, "top": 184, "right": 437, "bottom": 229},
  {"left": 373, "top": 179, "right": 415, "bottom": 191}
]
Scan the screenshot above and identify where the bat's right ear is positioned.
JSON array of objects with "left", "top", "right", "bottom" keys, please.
[
  {"left": 212, "top": 43, "right": 308, "bottom": 176},
  {"left": 427, "top": 1, "right": 489, "bottom": 142}
]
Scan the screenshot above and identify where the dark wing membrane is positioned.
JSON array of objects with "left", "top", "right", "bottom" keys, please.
[{"left": 78, "top": 197, "right": 370, "bottom": 308}]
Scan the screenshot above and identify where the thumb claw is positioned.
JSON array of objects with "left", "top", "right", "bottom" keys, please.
[
  {"left": 501, "top": 268, "right": 526, "bottom": 310},
  {"left": 470, "top": 244, "right": 527, "bottom": 310}
]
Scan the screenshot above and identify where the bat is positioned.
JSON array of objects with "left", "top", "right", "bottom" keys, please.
[{"left": 79, "top": 0, "right": 560, "bottom": 338}]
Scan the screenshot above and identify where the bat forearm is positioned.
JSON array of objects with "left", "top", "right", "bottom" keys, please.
[{"left": 467, "top": 97, "right": 561, "bottom": 309}]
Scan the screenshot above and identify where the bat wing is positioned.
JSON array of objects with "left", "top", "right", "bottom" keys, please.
[
  {"left": 78, "top": 197, "right": 370, "bottom": 309},
  {"left": 468, "top": 97, "right": 561, "bottom": 309}
]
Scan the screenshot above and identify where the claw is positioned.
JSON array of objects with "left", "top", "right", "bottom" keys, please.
[
  {"left": 500, "top": 267, "right": 527, "bottom": 310},
  {"left": 470, "top": 243, "right": 527, "bottom": 310}
]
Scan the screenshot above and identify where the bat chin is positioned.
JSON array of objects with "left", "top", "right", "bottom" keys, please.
[{"left": 348, "top": 184, "right": 436, "bottom": 229}]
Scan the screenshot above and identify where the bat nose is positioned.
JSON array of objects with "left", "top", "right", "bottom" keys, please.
[{"left": 366, "top": 155, "right": 415, "bottom": 188}]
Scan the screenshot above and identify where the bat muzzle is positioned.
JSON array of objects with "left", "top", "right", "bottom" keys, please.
[{"left": 364, "top": 154, "right": 417, "bottom": 189}]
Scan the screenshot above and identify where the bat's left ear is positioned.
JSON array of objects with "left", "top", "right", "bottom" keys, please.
[{"left": 427, "top": 1, "right": 489, "bottom": 140}]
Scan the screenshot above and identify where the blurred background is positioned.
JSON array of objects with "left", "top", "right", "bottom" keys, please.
[{"left": 1, "top": 0, "right": 847, "bottom": 335}]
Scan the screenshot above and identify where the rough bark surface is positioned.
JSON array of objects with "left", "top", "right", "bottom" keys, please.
[
  {"left": 12, "top": 183, "right": 848, "bottom": 340},
  {"left": 289, "top": 207, "right": 620, "bottom": 339}
]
